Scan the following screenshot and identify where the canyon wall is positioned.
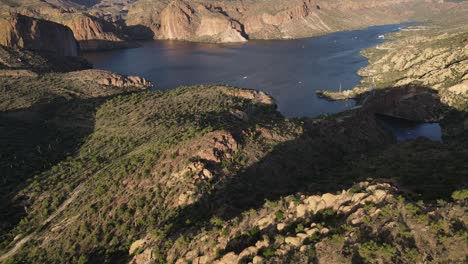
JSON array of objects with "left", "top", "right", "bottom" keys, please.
[
  {"left": 1, "top": 0, "right": 133, "bottom": 51},
  {"left": 12, "top": 7, "right": 131, "bottom": 51},
  {"left": 1, "top": 0, "right": 465, "bottom": 47},
  {"left": 126, "top": 0, "right": 465, "bottom": 43},
  {"left": 0, "top": 14, "right": 78, "bottom": 56}
]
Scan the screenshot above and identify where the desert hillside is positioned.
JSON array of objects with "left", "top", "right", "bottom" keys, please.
[
  {"left": 0, "top": 2, "right": 467, "bottom": 264},
  {"left": 0, "top": 18, "right": 467, "bottom": 262}
]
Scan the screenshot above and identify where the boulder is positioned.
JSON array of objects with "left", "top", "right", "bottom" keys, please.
[
  {"left": 257, "top": 215, "right": 275, "bottom": 229},
  {"left": 192, "top": 256, "right": 209, "bottom": 264},
  {"left": 277, "top": 223, "right": 286, "bottom": 231},
  {"left": 296, "top": 204, "right": 307, "bottom": 217},
  {"left": 238, "top": 246, "right": 258, "bottom": 260},
  {"left": 252, "top": 256, "right": 265, "bottom": 264},
  {"left": 285, "top": 236, "right": 303, "bottom": 247},
  {"left": 129, "top": 238, "right": 149, "bottom": 255},
  {"left": 255, "top": 239, "right": 270, "bottom": 249},
  {"left": 306, "top": 228, "right": 319, "bottom": 236},
  {"left": 217, "top": 252, "right": 238, "bottom": 264},
  {"left": 129, "top": 248, "right": 154, "bottom": 264}
]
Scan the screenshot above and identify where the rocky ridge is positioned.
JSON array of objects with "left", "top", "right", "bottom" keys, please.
[
  {"left": 64, "top": 69, "right": 152, "bottom": 89},
  {"left": 125, "top": 181, "right": 465, "bottom": 264},
  {"left": 126, "top": 0, "right": 466, "bottom": 43},
  {"left": 2, "top": 0, "right": 466, "bottom": 46}
]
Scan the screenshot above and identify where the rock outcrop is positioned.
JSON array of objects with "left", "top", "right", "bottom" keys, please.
[
  {"left": 4, "top": 1, "right": 133, "bottom": 51},
  {"left": 131, "top": 181, "right": 467, "bottom": 264},
  {"left": 53, "top": 14, "right": 132, "bottom": 51},
  {"left": 64, "top": 69, "right": 152, "bottom": 88},
  {"left": 0, "top": 14, "right": 78, "bottom": 56},
  {"left": 157, "top": 0, "right": 247, "bottom": 43}
]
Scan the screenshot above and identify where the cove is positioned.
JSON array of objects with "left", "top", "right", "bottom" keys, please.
[
  {"left": 83, "top": 23, "right": 411, "bottom": 118},
  {"left": 376, "top": 115, "right": 442, "bottom": 142}
]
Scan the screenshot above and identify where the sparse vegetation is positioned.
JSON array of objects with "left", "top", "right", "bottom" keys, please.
[{"left": 1, "top": 7, "right": 467, "bottom": 263}]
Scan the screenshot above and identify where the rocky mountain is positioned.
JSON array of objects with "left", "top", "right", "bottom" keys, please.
[
  {"left": 0, "top": 13, "right": 78, "bottom": 56},
  {"left": 125, "top": 0, "right": 467, "bottom": 43},
  {"left": 2, "top": 0, "right": 467, "bottom": 47}
]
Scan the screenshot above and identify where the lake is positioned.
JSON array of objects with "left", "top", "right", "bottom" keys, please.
[
  {"left": 84, "top": 23, "right": 410, "bottom": 118},
  {"left": 83, "top": 23, "right": 441, "bottom": 140}
]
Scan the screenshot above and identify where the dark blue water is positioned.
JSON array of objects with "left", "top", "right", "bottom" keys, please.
[
  {"left": 377, "top": 115, "right": 442, "bottom": 142},
  {"left": 83, "top": 23, "right": 440, "bottom": 140},
  {"left": 84, "top": 23, "right": 410, "bottom": 117}
]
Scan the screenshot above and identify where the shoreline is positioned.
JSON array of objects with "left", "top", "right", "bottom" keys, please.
[
  {"left": 315, "top": 22, "right": 418, "bottom": 102},
  {"left": 82, "top": 22, "right": 410, "bottom": 118}
]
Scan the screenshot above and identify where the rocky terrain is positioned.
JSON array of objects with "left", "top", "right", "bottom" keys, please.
[
  {"left": 0, "top": 42, "right": 467, "bottom": 263},
  {"left": 1, "top": 0, "right": 467, "bottom": 47},
  {"left": 0, "top": 3, "right": 467, "bottom": 264},
  {"left": 317, "top": 14, "right": 468, "bottom": 109},
  {"left": 125, "top": 0, "right": 467, "bottom": 43},
  {"left": 0, "top": 45, "right": 91, "bottom": 73}
]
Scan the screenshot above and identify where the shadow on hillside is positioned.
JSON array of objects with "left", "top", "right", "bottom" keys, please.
[
  {"left": 0, "top": 95, "right": 112, "bottom": 234},
  {"left": 125, "top": 25, "right": 155, "bottom": 40},
  {"left": 79, "top": 40, "right": 141, "bottom": 52},
  {"left": 166, "top": 85, "right": 467, "bottom": 236}
]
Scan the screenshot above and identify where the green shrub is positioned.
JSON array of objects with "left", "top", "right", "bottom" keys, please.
[
  {"left": 210, "top": 216, "right": 225, "bottom": 228},
  {"left": 261, "top": 247, "right": 276, "bottom": 260},
  {"left": 358, "top": 241, "right": 395, "bottom": 264},
  {"left": 451, "top": 189, "right": 468, "bottom": 201},
  {"left": 275, "top": 210, "right": 284, "bottom": 220}
]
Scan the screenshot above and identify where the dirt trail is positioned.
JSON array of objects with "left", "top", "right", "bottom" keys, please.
[{"left": 0, "top": 184, "right": 84, "bottom": 262}]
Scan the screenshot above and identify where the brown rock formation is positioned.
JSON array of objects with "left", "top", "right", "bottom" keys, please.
[
  {"left": 63, "top": 69, "right": 152, "bottom": 88},
  {"left": 157, "top": 0, "right": 247, "bottom": 43},
  {"left": 126, "top": 0, "right": 464, "bottom": 43},
  {"left": 2, "top": 0, "right": 133, "bottom": 51},
  {"left": 0, "top": 14, "right": 78, "bottom": 56}
]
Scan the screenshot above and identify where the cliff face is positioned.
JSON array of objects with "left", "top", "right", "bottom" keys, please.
[
  {"left": 157, "top": 0, "right": 247, "bottom": 43},
  {"left": 2, "top": 0, "right": 463, "bottom": 46},
  {"left": 126, "top": 0, "right": 464, "bottom": 43},
  {"left": 57, "top": 14, "right": 133, "bottom": 51},
  {"left": 0, "top": 14, "right": 78, "bottom": 56},
  {"left": 0, "top": 0, "right": 134, "bottom": 51},
  {"left": 12, "top": 7, "right": 132, "bottom": 51}
]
